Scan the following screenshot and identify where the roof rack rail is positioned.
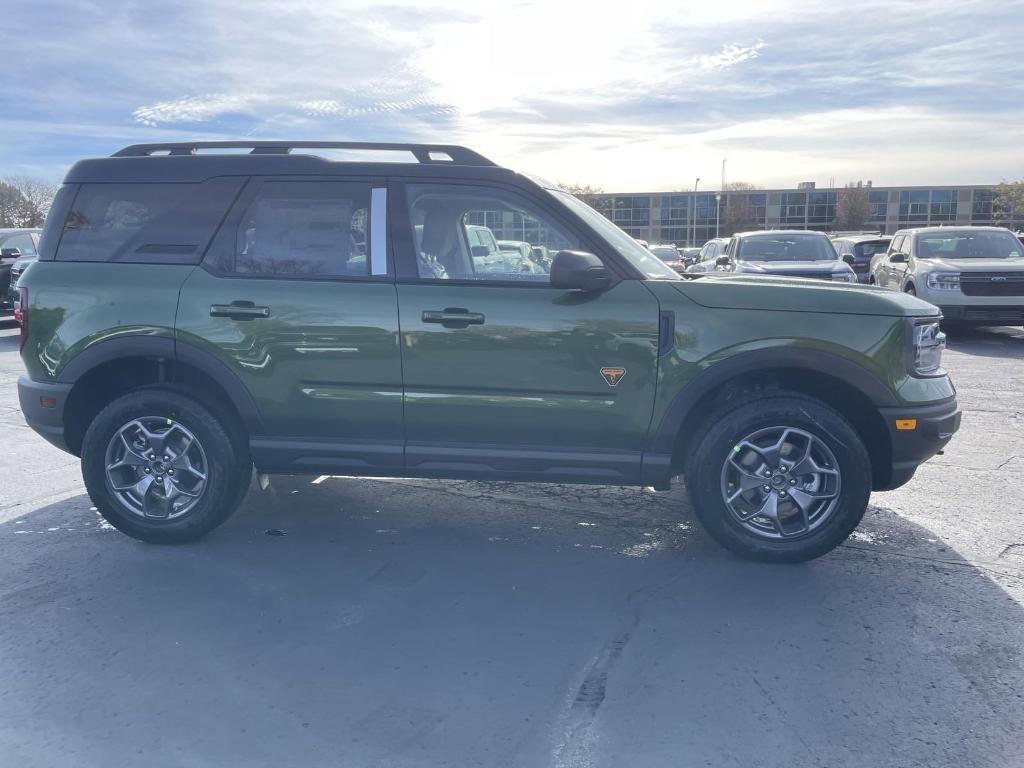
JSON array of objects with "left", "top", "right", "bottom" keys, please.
[{"left": 111, "top": 141, "right": 497, "bottom": 166}]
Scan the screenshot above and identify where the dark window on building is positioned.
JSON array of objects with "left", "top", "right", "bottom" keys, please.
[
  {"left": 868, "top": 190, "right": 888, "bottom": 221},
  {"left": 972, "top": 189, "right": 994, "bottom": 222},
  {"left": 57, "top": 179, "right": 243, "bottom": 263},
  {"left": 233, "top": 181, "right": 371, "bottom": 277},
  {"left": 930, "top": 189, "right": 956, "bottom": 221}
]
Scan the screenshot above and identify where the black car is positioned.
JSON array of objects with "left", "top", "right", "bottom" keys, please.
[
  {"left": 1, "top": 229, "right": 41, "bottom": 315},
  {"left": 832, "top": 234, "right": 892, "bottom": 284}
]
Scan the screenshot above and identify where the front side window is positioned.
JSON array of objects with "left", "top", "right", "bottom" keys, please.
[
  {"left": 233, "top": 181, "right": 372, "bottom": 277},
  {"left": 736, "top": 234, "right": 837, "bottom": 262},
  {"left": 550, "top": 190, "right": 679, "bottom": 279},
  {"left": 406, "top": 184, "right": 578, "bottom": 283}
]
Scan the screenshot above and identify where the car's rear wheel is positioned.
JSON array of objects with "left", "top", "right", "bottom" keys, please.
[
  {"left": 81, "top": 388, "right": 250, "bottom": 543},
  {"left": 685, "top": 393, "right": 871, "bottom": 563},
  {"left": 905, "top": 283, "right": 917, "bottom": 296}
]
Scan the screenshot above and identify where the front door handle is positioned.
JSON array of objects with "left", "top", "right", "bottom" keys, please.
[
  {"left": 422, "top": 308, "right": 485, "bottom": 327},
  {"left": 210, "top": 302, "right": 271, "bottom": 320}
]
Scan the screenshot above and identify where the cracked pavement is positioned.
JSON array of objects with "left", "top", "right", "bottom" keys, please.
[{"left": 0, "top": 320, "right": 1022, "bottom": 767}]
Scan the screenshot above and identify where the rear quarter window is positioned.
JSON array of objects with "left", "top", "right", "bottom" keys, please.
[{"left": 56, "top": 178, "right": 244, "bottom": 263}]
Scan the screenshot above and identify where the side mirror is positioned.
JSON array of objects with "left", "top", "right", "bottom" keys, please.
[
  {"left": 890, "top": 252, "right": 908, "bottom": 264},
  {"left": 715, "top": 255, "right": 730, "bottom": 267},
  {"left": 550, "top": 250, "right": 612, "bottom": 292},
  {"left": 842, "top": 253, "right": 855, "bottom": 265},
  {"left": 470, "top": 245, "right": 490, "bottom": 258},
  {"left": 1, "top": 248, "right": 21, "bottom": 259}
]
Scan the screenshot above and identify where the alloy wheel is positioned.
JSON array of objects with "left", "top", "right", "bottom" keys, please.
[
  {"left": 104, "top": 417, "right": 209, "bottom": 520},
  {"left": 719, "top": 426, "right": 842, "bottom": 540}
]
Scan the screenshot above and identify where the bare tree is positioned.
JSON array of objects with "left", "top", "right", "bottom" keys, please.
[
  {"left": 0, "top": 182, "right": 33, "bottom": 228},
  {"left": 835, "top": 182, "right": 874, "bottom": 231},
  {"left": 724, "top": 181, "right": 761, "bottom": 191},
  {"left": 1, "top": 176, "right": 58, "bottom": 227},
  {"left": 559, "top": 183, "right": 609, "bottom": 214},
  {"left": 722, "top": 198, "right": 758, "bottom": 236},
  {"left": 993, "top": 180, "right": 1024, "bottom": 230}
]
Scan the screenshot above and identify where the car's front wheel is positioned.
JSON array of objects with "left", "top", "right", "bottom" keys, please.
[
  {"left": 81, "top": 388, "right": 250, "bottom": 543},
  {"left": 685, "top": 393, "right": 871, "bottom": 563}
]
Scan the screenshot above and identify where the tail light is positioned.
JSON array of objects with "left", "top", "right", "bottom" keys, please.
[{"left": 17, "top": 286, "right": 27, "bottom": 352}]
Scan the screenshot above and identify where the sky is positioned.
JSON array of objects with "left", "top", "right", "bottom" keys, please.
[{"left": 3, "top": 0, "right": 1023, "bottom": 191}]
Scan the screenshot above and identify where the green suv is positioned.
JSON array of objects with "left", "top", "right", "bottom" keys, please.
[{"left": 17, "top": 142, "right": 960, "bottom": 562}]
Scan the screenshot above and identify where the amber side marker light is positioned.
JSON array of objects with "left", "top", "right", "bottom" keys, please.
[{"left": 895, "top": 419, "right": 917, "bottom": 431}]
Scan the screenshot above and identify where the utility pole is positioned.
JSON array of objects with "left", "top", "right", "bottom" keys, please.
[
  {"left": 690, "top": 177, "right": 701, "bottom": 247},
  {"left": 717, "top": 158, "right": 726, "bottom": 239}
]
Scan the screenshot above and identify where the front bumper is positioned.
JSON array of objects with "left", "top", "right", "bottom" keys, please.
[
  {"left": 938, "top": 304, "right": 1024, "bottom": 325},
  {"left": 18, "top": 375, "right": 73, "bottom": 453},
  {"left": 876, "top": 398, "right": 961, "bottom": 490}
]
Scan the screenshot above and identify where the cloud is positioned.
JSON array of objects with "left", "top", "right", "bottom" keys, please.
[
  {"left": 1, "top": 0, "right": 1022, "bottom": 187},
  {"left": 694, "top": 42, "right": 766, "bottom": 71}
]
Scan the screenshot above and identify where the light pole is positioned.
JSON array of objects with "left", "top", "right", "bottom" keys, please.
[
  {"left": 690, "top": 177, "right": 700, "bottom": 247},
  {"left": 715, "top": 193, "right": 722, "bottom": 239}
]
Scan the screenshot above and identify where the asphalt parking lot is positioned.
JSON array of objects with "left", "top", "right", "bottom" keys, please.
[{"left": 0, "top": 319, "right": 1022, "bottom": 768}]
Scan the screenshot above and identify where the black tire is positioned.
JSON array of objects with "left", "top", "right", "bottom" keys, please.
[
  {"left": 904, "top": 283, "right": 916, "bottom": 296},
  {"left": 685, "top": 393, "right": 871, "bottom": 563},
  {"left": 81, "top": 388, "right": 250, "bottom": 543}
]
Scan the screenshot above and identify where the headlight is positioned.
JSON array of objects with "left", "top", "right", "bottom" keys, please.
[
  {"left": 912, "top": 320, "right": 946, "bottom": 375},
  {"left": 926, "top": 271, "right": 960, "bottom": 291},
  {"left": 831, "top": 271, "right": 858, "bottom": 283}
]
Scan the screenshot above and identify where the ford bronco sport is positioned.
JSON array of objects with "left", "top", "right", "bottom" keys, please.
[{"left": 17, "top": 142, "right": 960, "bottom": 562}]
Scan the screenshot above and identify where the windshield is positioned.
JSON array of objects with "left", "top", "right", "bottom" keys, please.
[
  {"left": 550, "top": 190, "right": 680, "bottom": 279},
  {"left": 737, "top": 234, "right": 837, "bottom": 262},
  {"left": 649, "top": 246, "right": 679, "bottom": 262},
  {"left": 916, "top": 230, "right": 1023, "bottom": 259},
  {"left": 853, "top": 240, "right": 890, "bottom": 258}
]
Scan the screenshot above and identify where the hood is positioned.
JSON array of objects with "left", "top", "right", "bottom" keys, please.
[
  {"left": 736, "top": 259, "right": 846, "bottom": 275},
  {"left": 916, "top": 255, "right": 1024, "bottom": 272},
  {"left": 673, "top": 274, "right": 939, "bottom": 317}
]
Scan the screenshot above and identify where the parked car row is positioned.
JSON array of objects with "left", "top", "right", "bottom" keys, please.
[
  {"left": 1, "top": 228, "right": 41, "bottom": 318},
  {"left": 684, "top": 230, "right": 858, "bottom": 282}
]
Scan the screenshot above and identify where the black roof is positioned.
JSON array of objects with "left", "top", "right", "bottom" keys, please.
[{"left": 65, "top": 141, "right": 520, "bottom": 185}]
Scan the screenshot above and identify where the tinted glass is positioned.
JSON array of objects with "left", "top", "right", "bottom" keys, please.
[
  {"left": 57, "top": 179, "right": 242, "bottom": 263},
  {"left": 736, "top": 234, "right": 837, "bottom": 262},
  {"left": 916, "top": 230, "right": 1023, "bottom": 259},
  {"left": 407, "top": 184, "right": 577, "bottom": 282},
  {"left": 234, "top": 181, "right": 371, "bottom": 277}
]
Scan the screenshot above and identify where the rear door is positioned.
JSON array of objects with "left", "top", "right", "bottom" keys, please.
[
  {"left": 392, "top": 180, "right": 661, "bottom": 484},
  {"left": 176, "top": 176, "right": 404, "bottom": 472}
]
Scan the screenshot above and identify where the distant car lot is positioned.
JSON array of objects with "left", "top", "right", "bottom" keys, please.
[{"left": 1, "top": 317, "right": 1023, "bottom": 767}]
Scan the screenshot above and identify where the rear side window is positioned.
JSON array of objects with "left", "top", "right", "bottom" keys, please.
[
  {"left": 56, "top": 179, "right": 243, "bottom": 263},
  {"left": 232, "top": 181, "right": 372, "bottom": 277}
]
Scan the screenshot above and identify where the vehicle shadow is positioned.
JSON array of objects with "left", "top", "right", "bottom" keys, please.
[
  {"left": 1, "top": 479, "right": 1021, "bottom": 768},
  {"left": 944, "top": 324, "right": 1024, "bottom": 358}
]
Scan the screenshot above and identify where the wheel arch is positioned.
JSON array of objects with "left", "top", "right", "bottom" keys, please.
[
  {"left": 59, "top": 336, "right": 262, "bottom": 456},
  {"left": 652, "top": 349, "right": 896, "bottom": 490}
]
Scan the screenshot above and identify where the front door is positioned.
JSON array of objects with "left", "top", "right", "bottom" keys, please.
[
  {"left": 393, "top": 181, "right": 661, "bottom": 484},
  {"left": 176, "top": 177, "right": 405, "bottom": 471}
]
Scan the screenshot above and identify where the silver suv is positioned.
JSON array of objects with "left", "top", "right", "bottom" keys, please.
[{"left": 869, "top": 227, "right": 1024, "bottom": 327}]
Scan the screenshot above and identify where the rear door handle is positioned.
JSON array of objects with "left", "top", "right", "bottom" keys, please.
[
  {"left": 210, "top": 302, "right": 271, "bottom": 320},
  {"left": 422, "top": 308, "right": 485, "bottom": 327}
]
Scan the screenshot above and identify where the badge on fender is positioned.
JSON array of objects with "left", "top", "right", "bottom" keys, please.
[{"left": 600, "top": 367, "right": 626, "bottom": 387}]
